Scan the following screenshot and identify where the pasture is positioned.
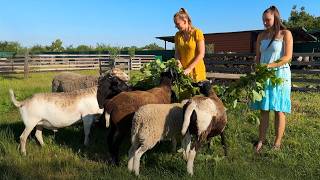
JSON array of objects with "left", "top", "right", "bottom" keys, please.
[{"left": 0, "top": 70, "right": 319, "bottom": 179}]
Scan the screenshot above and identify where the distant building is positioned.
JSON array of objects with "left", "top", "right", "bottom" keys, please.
[{"left": 156, "top": 27, "right": 318, "bottom": 53}]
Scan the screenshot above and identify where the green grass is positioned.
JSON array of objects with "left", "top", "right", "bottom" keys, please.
[{"left": 1, "top": 71, "right": 320, "bottom": 179}]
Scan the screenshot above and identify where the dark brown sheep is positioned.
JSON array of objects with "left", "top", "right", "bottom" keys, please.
[{"left": 103, "top": 71, "right": 174, "bottom": 165}]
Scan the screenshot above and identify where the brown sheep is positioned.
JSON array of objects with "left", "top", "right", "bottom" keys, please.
[{"left": 102, "top": 71, "right": 174, "bottom": 165}]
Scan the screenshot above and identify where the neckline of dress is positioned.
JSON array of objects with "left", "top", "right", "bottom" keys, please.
[{"left": 261, "top": 38, "right": 283, "bottom": 42}]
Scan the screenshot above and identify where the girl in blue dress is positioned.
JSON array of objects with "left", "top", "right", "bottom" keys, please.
[{"left": 252, "top": 6, "right": 293, "bottom": 153}]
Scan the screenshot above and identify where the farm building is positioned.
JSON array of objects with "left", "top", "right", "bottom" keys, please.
[{"left": 156, "top": 27, "right": 319, "bottom": 53}]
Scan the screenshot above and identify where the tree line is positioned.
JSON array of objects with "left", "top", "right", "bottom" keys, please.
[
  {"left": 1, "top": 5, "right": 319, "bottom": 55},
  {"left": 0, "top": 40, "right": 164, "bottom": 55}
]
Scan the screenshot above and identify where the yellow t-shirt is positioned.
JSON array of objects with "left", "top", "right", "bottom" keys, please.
[{"left": 175, "top": 28, "right": 206, "bottom": 82}]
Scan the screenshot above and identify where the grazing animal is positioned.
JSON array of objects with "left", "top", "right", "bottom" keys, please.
[
  {"left": 181, "top": 82, "right": 227, "bottom": 175},
  {"left": 128, "top": 101, "right": 191, "bottom": 175},
  {"left": 9, "top": 87, "right": 103, "bottom": 155},
  {"left": 52, "top": 68, "right": 129, "bottom": 93},
  {"left": 103, "top": 71, "right": 175, "bottom": 165}
]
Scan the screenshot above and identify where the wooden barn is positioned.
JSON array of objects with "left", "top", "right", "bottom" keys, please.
[{"left": 156, "top": 27, "right": 318, "bottom": 53}]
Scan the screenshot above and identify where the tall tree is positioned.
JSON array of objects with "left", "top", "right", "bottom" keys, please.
[
  {"left": 283, "top": 6, "right": 320, "bottom": 30},
  {"left": 49, "top": 39, "right": 64, "bottom": 52}
]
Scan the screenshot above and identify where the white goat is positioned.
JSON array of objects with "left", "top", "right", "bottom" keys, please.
[{"left": 9, "top": 87, "right": 103, "bottom": 155}]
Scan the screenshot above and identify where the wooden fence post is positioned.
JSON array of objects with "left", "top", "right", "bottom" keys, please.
[
  {"left": 99, "top": 58, "right": 102, "bottom": 75},
  {"left": 24, "top": 50, "right": 29, "bottom": 79}
]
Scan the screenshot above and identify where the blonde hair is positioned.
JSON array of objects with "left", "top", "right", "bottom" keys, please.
[{"left": 174, "top": 8, "right": 193, "bottom": 27}]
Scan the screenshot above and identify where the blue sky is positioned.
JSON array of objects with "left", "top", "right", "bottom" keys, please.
[{"left": 0, "top": 0, "right": 319, "bottom": 49}]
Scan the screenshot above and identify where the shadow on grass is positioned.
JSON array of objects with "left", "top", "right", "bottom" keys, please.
[
  {"left": 0, "top": 74, "right": 24, "bottom": 80},
  {"left": 0, "top": 121, "right": 111, "bottom": 162}
]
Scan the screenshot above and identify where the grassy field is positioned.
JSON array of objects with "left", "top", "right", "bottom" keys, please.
[{"left": 0, "top": 70, "right": 320, "bottom": 179}]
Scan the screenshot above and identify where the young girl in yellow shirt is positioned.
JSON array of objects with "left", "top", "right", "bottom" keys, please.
[{"left": 174, "top": 8, "right": 207, "bottom": 83}]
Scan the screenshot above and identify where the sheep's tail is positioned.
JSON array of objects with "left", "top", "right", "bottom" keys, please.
[
  {"left": 9, "top": 89, "right": 22, "bottom": 107},
  {"left": 104, "top": 100, "right": 114, "bottom": 128},
  {"left": 131, "top": 113, "right": 143, "bottom": 144},
  {"left": 182, "top": 100, "right": 196, "bottom": 135},
  {"left": 105, "top": 111, "right": 110, "bottom": 128}
]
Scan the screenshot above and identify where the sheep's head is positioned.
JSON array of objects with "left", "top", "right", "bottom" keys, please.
[
  {"left": 97, "top": 74, "right": 131, "bottom": 108},
  {"left": 110, "top": 68, "right": 129, "bottom": 82},
  {"left": 159, "top": 68, "right": 178, "bottom": 86},
  {"left": 197, "top": 80, "right": 213, "bottom": 97}
]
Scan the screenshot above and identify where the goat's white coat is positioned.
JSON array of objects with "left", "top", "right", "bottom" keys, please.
[{"left": 9, "top": 87, "right": 103, "bottom": 155}]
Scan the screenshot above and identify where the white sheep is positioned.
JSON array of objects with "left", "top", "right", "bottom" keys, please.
[
  {"left": 127, "top": 101, "right": 191, "bottom": 176},
  {"left": 9, "top": 87, "right": 103, "bottom": 155}
]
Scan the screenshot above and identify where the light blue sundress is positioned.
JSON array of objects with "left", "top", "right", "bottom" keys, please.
[{"left": 251, "top": 39, "right": 291, "bottom": 113}]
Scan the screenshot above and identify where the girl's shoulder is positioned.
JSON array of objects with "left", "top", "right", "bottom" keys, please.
[
  {"left": 280, "top": 29, "right": 292, "bottom": 37},
  {"left": 192, "top": 28, "right": 204, "bottom": 41},
  {"left": 193, "top": 28, "right": 203, "bottom": 35}
]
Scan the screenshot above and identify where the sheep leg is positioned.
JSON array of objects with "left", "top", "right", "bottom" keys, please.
[
  {"left": 128, "top": 135, "right": 139, "bottom": 172},
  {"left": 171, "top": 137, "right": 177, "bottom": 152},
  {"left": 187, "top": 147, "right": 197, "bottom": 176},
  {"left": 35, "top": 126, "right": 44, "bottom": 146},
  {"left": 187, "top": 140, "right": 201, "bottom": 176},
  {"left": 107, "top": 124, "right": 117, "bottom": 164},
  {"left": 82, "top": 115, "right": 95, "bottom": 146},
  {"left": 20, "top": 126, "right": 36, "bottom": 156},
  {"left": 181, "top": 132, "right": 191, "bottom": 161},
  {"left": 220, "top": 131, "right": 228, "bottom": 156},
  {"left": 133, "top": 146, "right": 148, "bottom": 176},
  {"left": 110, "top": 130, "right": 125, "bottom": 165}
]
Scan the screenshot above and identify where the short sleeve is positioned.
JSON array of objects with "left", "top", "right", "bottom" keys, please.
[
  {"left": 174, "top": 32, "right": 179, "bottom": 45},
  {"left": 195, "top": 29, "right": 204, "bottom": 42}
]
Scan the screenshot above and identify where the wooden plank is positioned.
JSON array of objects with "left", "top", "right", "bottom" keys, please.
[
  {"left": 206, "top": 66, "right": 253, "bottom": 74},
  {"left": 290, "top": 61, "right": 320, "bottom": 66},
  {"left": 205, "top": 60, "right": 255, "bottom": 65},
  {"left": 291, "top": 69, "right": 320, "bottom": 74},
  {"left": 206, "top": 72, "right": 244, "bottom": 80},
  {"left": 292, "top": 87, "right": 320, "bottom": 92},
  {"left": 292, "top": 78, "right": 320, "bottom": 83}
]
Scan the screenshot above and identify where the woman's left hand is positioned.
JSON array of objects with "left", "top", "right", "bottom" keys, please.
[{"left": 184, "top": 68, "right": 192, "bottom": 75}]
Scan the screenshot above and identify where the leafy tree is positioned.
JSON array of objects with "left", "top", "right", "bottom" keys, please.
[
  {"left": 128, "top": 46, "right": 136, "bottom": 58},
  {"left": 109, "top": 47, "right": 121, "bottom": 60},
  {"left": 75, "top": 45, "right": 93, "bottom": 52},
  {"left": 30, "top": 45, "right": 49, "bottom": 53},
  {"left": 0, "top": 41, "right": 22, "bottom": 52},
  {"left": 65, "top": 45, "right": 75, "bottom": 52},
  {"left": 283, "top": 6, "right": 320, "bottom": 30},
  {"left": 49, "top": 39, "right": 64, "bottom": 52},
  {"left": 141, "top": 43, "right": 164, "bottom": 50}
]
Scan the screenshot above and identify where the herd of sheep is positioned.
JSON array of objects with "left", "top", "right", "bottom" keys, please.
[{"left": 9, "top": 68, "right": 227, "bottom": 176}]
